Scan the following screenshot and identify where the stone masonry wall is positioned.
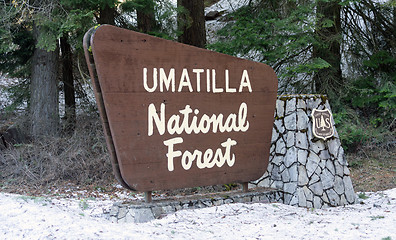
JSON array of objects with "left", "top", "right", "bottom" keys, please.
[{"left": 250, "top": 94, "right": 356, "bottom": 208}]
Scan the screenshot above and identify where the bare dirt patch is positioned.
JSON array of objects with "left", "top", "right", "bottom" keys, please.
[{"left": 348, "top": 149, "right": 396, "bottom": 192}]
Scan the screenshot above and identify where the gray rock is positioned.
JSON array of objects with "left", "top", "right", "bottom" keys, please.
[
  {"left": 284, "top": 193, "right": 293, "bottom": 204},
  {"left": 307, "top": 122, "right": 313, "bottom": 141},
  {"left": 289, "top": 195, "right": 299, "bottom": 206},
  {"left": 286, "top": 131, "right": 295, "bottom": 148},
  {"left": 224, "top": 198, "right": 233, "bottom": 204},
  {"left": 340, "top": 194, "right": 347, "bottom": 206},
  {"left": 334, "top": 176, "right": 345, "bottom": 195},
  {"left": 321, "top": 168, "right": 335, "bottom": 190},
  {"left": 270, "top": 144, "right": 275, "bottom": 155},
  {"left": 213, "top": 200, "right": 223, "bottom": 206},
  {"left": 306, "top": 201, "right": 313, "bottom": 208},
  {"left": 297, "top": 98, "right": 306, "bottom": 109},
  {"left": 118, "top": 207, "right": 128, "bottom": 219},
  {"left": 344, "top": 166, "right": 350, "bottom": 176},
  {"left": 274, "top": 119, "right": 285, "bottom": 134},
  {"left": 151, "top": 206, "right": 164, "bottom": 218},
  {"left": 271, "top": 130, "right": 279, "bottom": 143},
  {"left": 296, "top": 132, "right": 308, "bottom": 149},
  {"left": 297, "top": 109, "right": 309, "bottom": 130},
  {"left": 289, "top": 163, "right": 298, "bottom": 182},
  {"left": 298, "top": 165, "right": 309, "bottom": 186},
  {"left": 297, "top": 188, "right": 307, "bottom": 207},
  {"left": 319, "top": 159, "right": 326, "bottom": 170},
  {"left": 326, "top": 160, "right": 335, "bottom": 175},
  {"left": 284, "top": 182, "right": 297, "bottom": 194},
  {"left": 328, "top": 138, "right": 341, "bottom": 157},
  {"left": 344, "top": 176, "right": 356, "bottom": 204},
  {"left": 280, "top": 163, "right": 286, "bottom": 173},
  {"left": 309, "top": 172, "right": 320, "bottom": 185},
  {"left": 272, "top": 155, "right": 283, "bottom": 166},
  {"left": 276, "top": 99, "right": 285, "bottom": 118},
  {"left": 306, "top": 152, "right": 320, "bottom": 177},
  {"left": 267, "top": 163, "right": 274, "bottom": 173},
  {"left": 326, "top": 189, "right": 340, "bottom": 206},
  {"left": 271, "top": 180, "right": 284, "bottom": 189},
  {"left": 285, "top": 98, "right": 296, "bottom": 115},
  {"left": 125, "top": 212, "right": 135, "bottom": 223},
  {"left": 284, "top": 112, "right": 297, "bottom": 131},
  {"left": 334, "top": 161, "right": 344, "bottom": 177},
  {"left": 284, "top": 147, "right": 297, "bottom": 168},
  {"left": 313, "top": 196, "right": 322, "bottom": 209},
  {"left": 310, "top": 181, "right": 324, "bottom": 196},
  {"left": 322, "top": 192, "right": 329, "bottom": 204},
  {"left": 333, "top": 128, "right": 339, "bottom": 138},
  {"left": 337, "top": 147, "right": 347, "bottom": 166},
  {"left": 275, "top": 138, "right": 287, "bottom": 155},
  {"left": 303, "top": 186, "right": 314, "bottom": 202},
  {"left": 281, "top": 168, "right": 291, "bottom": 182},
  {"left": 298, "top": 149, "right": 308, "bottom": 165},
  {"left": 134, "top": 208, "right": 155, "bottom": 223},
  {"left": 320, "top": 150, "right": 331, "bottom": 160},
  {"left": 310, "top": 139, "right": 325, "bottom": 154},
  {"left": 109, "top": 206, "right": 119, "bottom": 217},
  {"left": 257, "top": 177, "right": 270, "bottom": 188},
  {"left": 307, "top": 97, "right": 321, "bottom": 111}
]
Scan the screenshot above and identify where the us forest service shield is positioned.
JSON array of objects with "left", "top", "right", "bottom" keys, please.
[{"left": 312, "top": 108, "right": 334, "bottom": 140}]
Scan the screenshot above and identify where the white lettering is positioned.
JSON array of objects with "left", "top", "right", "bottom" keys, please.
[
  {"left": 192, "top": 69, "right": 204, "bottom": 92},
  {"left": 143, "top": 67, "right": 157, "bottom": 92},
  {"left": 147, "top": 103, "right": 249, "bottom": 136},
  {"left": 160, "top": 68, "right": 175, "bottom": 92},
  {"left": 163, "top": 137, "right": 183, "bottom": 171},
  {"left": 212, "top": 69, "right": 224, "bottom": 93},
  {"left": 225, "top": 69, "right": 236, "bottom": 93},
  {"left": 164, "top": 137, "right": 237, "bottom": 171},
  {"left": 239, "top": 69, "right": 252, "bottom": 92},
  {"left": 178, "top": 68, "right": 193, "bottom": 92},
  {"left": 148, "top": 103, "right": 165, "bottom": 136}
]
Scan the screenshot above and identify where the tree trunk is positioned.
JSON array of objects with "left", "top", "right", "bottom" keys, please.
[
  {"left": 60, "top": 36, "right": 76, "bottom": 133},
  {"left": 98, "top": 4, "right": 116, "bottom": 25},
  {"left": 313, "top": 0, "right": 342, "bottom": 94},
  {"left": 177, "top": 0, "right": 206, "bottom": 48},
  {"left": 30, "top": 24, "right": 59, "bottom": 138},
  {"left": 137, "top": 0, "right": 156, "bottom": 33}
]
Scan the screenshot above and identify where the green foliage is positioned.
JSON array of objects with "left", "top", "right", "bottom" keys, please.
[
  {"left": 209, "top": 0, "right": 325, "bottom": 93},
  {"left": 0, "top": 15, "right": 34, "bottom": 79},
  {"left": 335, "top": 120, "right": 371, "bottom": 152},
  {"left": 369, "top": 215, "right": 385, "bottom": 220},
  {"left": 381, "top": 237, "right": 392, "bottom": 240},
  {"left": 358, "top": 192, "right": 369, "bottom": 199},
  {"left": 120, "top": 0, "right": 179, "bottom": 39},
  {"left": 2, "top": 79, "right": 30, "bottom": 113},
  {"left": 340, "top": 50, "right": 396, "bottom": 129}
]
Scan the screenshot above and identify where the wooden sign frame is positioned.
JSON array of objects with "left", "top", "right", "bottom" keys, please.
[{"left": 83, "top": 25, "right": 278, "bottom": 192}]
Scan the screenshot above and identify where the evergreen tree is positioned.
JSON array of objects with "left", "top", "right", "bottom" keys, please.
[
  {"left": 177, "top": 0, "right": 206, "bottom": 48},
  {"left": 313, "top": 0, "right": 342, "bottom": 94}
]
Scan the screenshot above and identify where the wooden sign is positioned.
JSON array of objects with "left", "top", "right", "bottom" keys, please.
[
  {"left": 83, "top": 25, "right": 278, "bottom": 191},
  {"left": 312, "top": 108, "right": 334, "bottom": 140}
]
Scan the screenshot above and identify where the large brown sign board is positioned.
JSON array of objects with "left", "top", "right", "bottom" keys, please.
[{"left": 83, "top": 25, "right": 278, "bottom": 192}]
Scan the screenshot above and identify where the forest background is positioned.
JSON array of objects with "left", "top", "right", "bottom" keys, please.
[{"left": 0, "top": 0, "right": 394, "bottom": 194}]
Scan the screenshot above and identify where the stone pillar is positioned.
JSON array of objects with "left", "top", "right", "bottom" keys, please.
[{"left": 251, "top": 95, "right": 356, "bottom": 208}]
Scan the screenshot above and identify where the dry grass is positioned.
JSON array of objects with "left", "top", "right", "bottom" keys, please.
[
  {"left": 0, "top": 114, "right": 114, "bottom": 192},
  {"left": 348, "top": 149, "right": 396, "bottom": 192}
]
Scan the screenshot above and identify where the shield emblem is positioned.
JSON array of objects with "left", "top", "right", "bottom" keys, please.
[{"left": 312, "top": 108, "right": 334, "bottom": 140}]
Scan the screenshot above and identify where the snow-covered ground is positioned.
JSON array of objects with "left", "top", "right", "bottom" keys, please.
[{"left": 0, "top": 188, "right": 395, "bottom": 239}]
